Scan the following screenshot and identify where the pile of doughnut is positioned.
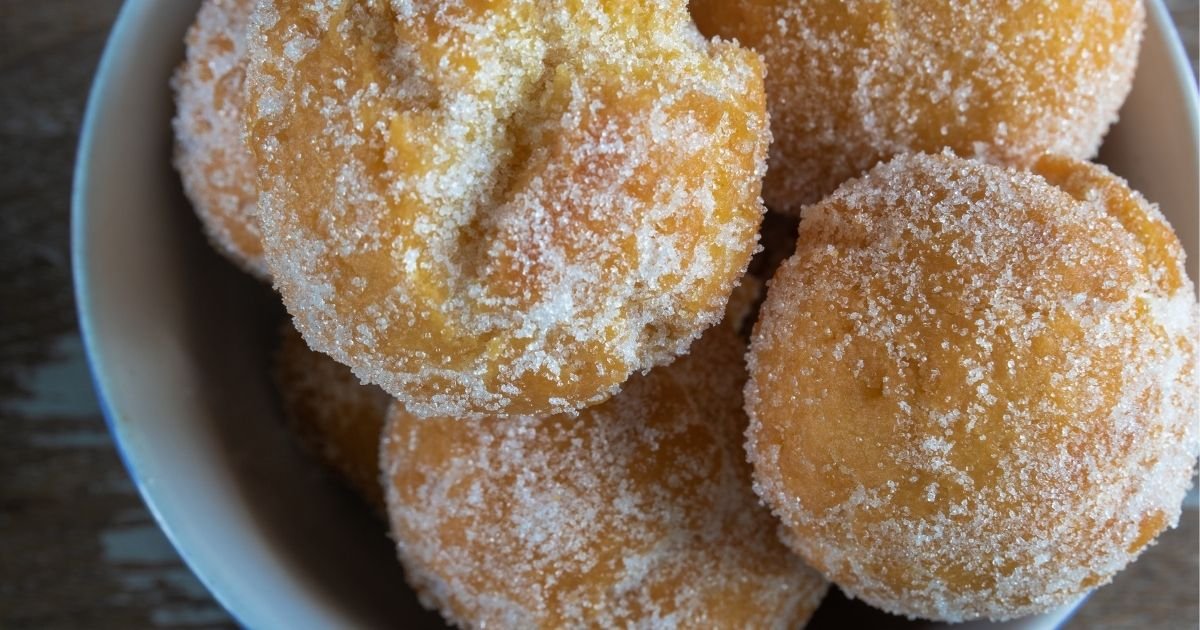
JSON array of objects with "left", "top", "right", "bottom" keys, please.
[{"left": 173, "top": 0, "right": 1198, "bottom": 626}]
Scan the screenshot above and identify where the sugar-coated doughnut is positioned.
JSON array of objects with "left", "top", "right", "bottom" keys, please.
[
  {"left": 172, "top": 0, "right": 268, "bottom": 279},
  {"left": 275, "top": 324, "right": 391, "bottom": 513},
  {"left": 691, "top": 0, "right": 1144, "bottom": 212},
  {"left": 745, "top": 152, "right": 1199, "bottom": 621},
  {"left": 382, "top": 289, "right": 827, "bottom": 628},
  {"left": 245, "top": 1, "right": 769, "bottom": 418}
]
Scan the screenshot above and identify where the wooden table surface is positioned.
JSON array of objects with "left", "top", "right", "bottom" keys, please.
[{"left": 1, "top": 1, "right": 1196, "bottom": 628}]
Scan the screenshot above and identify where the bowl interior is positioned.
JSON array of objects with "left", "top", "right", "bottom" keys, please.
[{"left": 72, "top": 1, "right": 1197, "bottom": 628}]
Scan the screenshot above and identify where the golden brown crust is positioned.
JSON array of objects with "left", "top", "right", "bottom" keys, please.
[
  {"left": 382, "top": 300, "right": 826, "bottom": 628},
  {"left": 691, "top": 0, "right": 1144, "bottom": 212},
  {"left": 245, "top": 0, "right": 769, "bottom": 418},
  {"left": 745, "top": 152, "right": 1199, "bottom": 621}
]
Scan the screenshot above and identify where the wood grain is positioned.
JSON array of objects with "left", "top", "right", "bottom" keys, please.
[
  {"left": 0, "top": 1, "right": 1195, "bottom": 629},
  {"left": 0, "top": 1, "right": 233, "bottom": 627}
]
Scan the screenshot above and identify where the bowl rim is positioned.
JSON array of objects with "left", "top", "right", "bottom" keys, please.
[
  {"left": 1150, "top": 0, "right": 1200, "bottom": 144},
  {"left": 71, "top": 1, "right": 253, "bottom": 627}
]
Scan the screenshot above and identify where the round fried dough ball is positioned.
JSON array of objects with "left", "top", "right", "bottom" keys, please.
[
  {"left": 745, "top": 152, "right": 1199, "bottom": 621},
  {"left": 382, "top": 292, "right": 827, "bottom": 628},
  {"left": 276, "top": 324, "right": 391, "bottom": 513},
  {"left": 245, "top": 1, "right": 769, "bottom": 419},
  {"left": 172, "top": 0, "right": 267, "bottom": 278},
  {"left": 690, "top": 0, "right": 1144, "bottom": 212}
]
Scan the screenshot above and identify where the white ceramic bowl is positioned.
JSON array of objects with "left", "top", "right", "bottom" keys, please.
[{"left": 72, "top": 1, "right": 1198, "bottom": 629}]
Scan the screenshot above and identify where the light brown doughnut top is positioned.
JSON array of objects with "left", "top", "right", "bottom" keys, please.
[
  {"left": 245, "top": 0, "right": 769, "bottom": 419},
  {"left": 745, "top": 152, "right": 1198, "bottom": 621},
  {"left": 691, "top": 0, "right": 1144, "bottom": 212},
  {"left": 382, "top": 287, "right": 827, "bottom": 628}
]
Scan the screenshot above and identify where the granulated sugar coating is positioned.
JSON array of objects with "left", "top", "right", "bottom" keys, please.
[
  {"left": 245, "top": 0, "right": 769, "bottom": 419},
  {"left": 691, "top": 0, "right": 1144, "bottom": 212},
  {"left": 276, "top": 324, "right": 392, "bottom": 514},
  {"left": 745, "top": 152, "right": 1199, "bottom": 622},
  {"left": 382, "top": 293, "right": 827, "bottom": 628},
  {"left": 172, "top": 0, "right": 268, "bottom": 279}
]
